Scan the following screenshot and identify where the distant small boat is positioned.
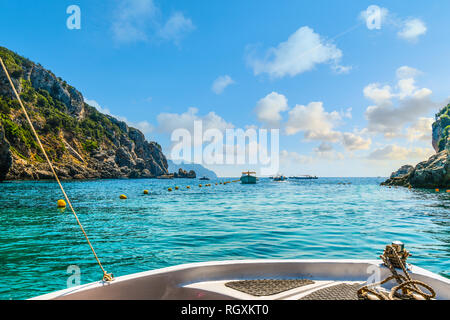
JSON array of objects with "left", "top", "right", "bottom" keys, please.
[
  {"left": 199, "top": 176, "right": 210, "bottom": 181},
  {"left": 289, "top": 175, "right": 318, "bottom": 180},
  {"left": 240, "top": 171, "right": 257, "bottom": 184},
  {"left": 273, "top": 175, "right": 287, "bottom": 182}
]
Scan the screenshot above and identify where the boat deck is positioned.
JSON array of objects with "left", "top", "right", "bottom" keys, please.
[
  {"left": 32, "top": 259, "right": 450, "bottom": 300},
  {"left": 185, "top": 279, "right": 364, "bottom": 300}
]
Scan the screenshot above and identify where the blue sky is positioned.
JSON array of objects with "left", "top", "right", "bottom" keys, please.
[{"left": 1, "top": 0, "right": 449, "bottom": 176}]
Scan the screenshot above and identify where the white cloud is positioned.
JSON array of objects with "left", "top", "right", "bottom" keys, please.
[
  {"left": 212, "top": 75, "right": 235, "bottom": 94},
  {"left": 285, "top": 101, "right": 341, "bottom": 138},
  {"left": 368, "top": 144, "right": 434, "bottom": 161},
  {"left": 406, "top": 117, "right": 433, "bottom": 142},
  {"left": 315, "top": 149, "right": 345, "bottom": 161},
  {"left": 364, "top": 66, "right": 436, "bottom": 137},
  {"left": 363, "top": 83, "right": 393, "bottom": 105},
  {"left": 332, "top": 64, "right": 352, "bottom": 74},
  {"left": 280, "top": 150, "right": 313, "bottom": 165},
  {"left": 284, "top": 101, "right": 369, "bottom": 151},
  {"left": 157, "top": 12, "right": 195, "bottom": 44},
  {"left": 341, "top": 132, "right": 371, "bottom": 151},
  {"left": 313, "top": 142, "right": 344, "bottom": 160},
  {"left": 156, "top": 107, "right": 234, "bottom": 134},
  {"left": 341, "top": 107, "right": 353, "bottom": 119},
  {"left": 112, "top": 0, "right": 194, "bottom": 44},
  {"left": 398, "top": 18, "right": 427, "bottom": 42},
  {"left": 84, "top": 98, "right": 154, "bottom": 134},
  {"left": 112, "top": 0, "right": 157, "bottom": 43},
  {"left": 247, "top": 26, "right": 345, "bottom": 78},
  {"left": 315, "top": 142, "right": 333, "bottom": 152},
  {"left": 396, "top": 66, "right": 421, "bottom": 79},
  {"left": 254, "top": 92, "right": 288, "bottom": 128}
]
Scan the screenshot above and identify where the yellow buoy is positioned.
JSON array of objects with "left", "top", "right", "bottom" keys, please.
[
  {"left": 187, "top": 186, "right": 190, "bottom": 189},
  {"left": 199, "top": 184, "right": 202, "bottom": 187},
  {"left": 175, "top": 186, "right": 179, "bottom": 190},
  {"left": 168, "top": 188, "right": 173, "bottom": 192},
  {"left": 435, "top": 189, "right": 440, "bottom": 192},
  {"left": 143, "top": 190, "right": 149, "bottom": 195},
  {"left": 119, "top": 194, "right": 127, "bottom": 199},
  {"left": 57, "top": 199, "right": 66, "bottom": 208}
]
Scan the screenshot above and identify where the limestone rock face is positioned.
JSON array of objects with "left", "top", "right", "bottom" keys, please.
[
  {"left": 409, "top": 151, "right": 450, "bottom": 188},
  {"left": 390, "top": 165, "right": 414, "bottom": 179},
  {"left": 28, "top": 64, "right": 85, "bottom": 118},
  {"left": 382, "top": 151, "right": 450, "bottom": 188},
  {"left": 0, "top": 46, "right": 168, "bottom": 181}
]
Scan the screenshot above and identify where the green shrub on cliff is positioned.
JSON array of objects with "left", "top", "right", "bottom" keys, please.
[
  {"left": 0, "top": 115, "right": 38, "bottom": 151},
  {"left": 436, "top": 103, "right": 450, "bottom": 119},
  {"left": 0, "top": 47, "right": 32, "bottom": 78},
  {"left": 0, "top": 97, "right": 10, "bottom": 114}
]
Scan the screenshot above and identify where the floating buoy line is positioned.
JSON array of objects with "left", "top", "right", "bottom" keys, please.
[
  {"left": 0, "top": 57, "right": 113, "bottom": 282},
  {"left": 119, "top": 179, "right": 240, "bottom": 199}
]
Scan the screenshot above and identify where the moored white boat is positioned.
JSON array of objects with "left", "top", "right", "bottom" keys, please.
[
  {"left": 32, "top": 258, "right": 450, "bottom": 300},
  {"left": 240, "top": 171, "right": 257, "bottom": 184}
]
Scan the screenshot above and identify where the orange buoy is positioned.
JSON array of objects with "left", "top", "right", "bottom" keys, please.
[
  {"left": 187, "top": 186, "right": 190, "bottom": 189},
  {"left": 435, "top": 189, "right": 440, "bottom": 192},
  {"left": 199, "top": 184, "right": 202, "bottom": 187},
  {"left": 175, "top": 186, "right": 179, "bottom": 190},
  {"left": 168, "top": 188, "right": 173, "bottom": 192},
  {"left": 119, "top": 194, "right": 127, "bottom": 199},
  {"left": 143, "top": 190, "right": 149, "bottom": 195},
  {"left": 57, "top": 199, "right": 66, "bottom": 208}
]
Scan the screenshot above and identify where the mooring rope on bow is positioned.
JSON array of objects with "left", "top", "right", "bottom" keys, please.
[
  {"left": 0, "top": 57, "right": 113, "bottom": 282},
  {"left": 358, "top": 243, "right": 435, "bottom": 300}
]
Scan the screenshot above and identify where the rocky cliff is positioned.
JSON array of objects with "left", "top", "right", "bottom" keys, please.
[
  {"left": 382, "top": 103, "right": 450, "bottom": 188},
  {"left": 0, "top": 47, "right": 168, "bottom": 180},
  {"left": 432, "top": 103, "right": 450, "bottom": 152}
]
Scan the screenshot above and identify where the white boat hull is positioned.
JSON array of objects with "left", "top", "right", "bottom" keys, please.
[{"left": 32, "top": 259, "right": 450, "bottom": 300}]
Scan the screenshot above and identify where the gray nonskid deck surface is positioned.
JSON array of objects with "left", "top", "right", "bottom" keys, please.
[
  {"left": 225, "top": 279, "right": 315, "bottom": 296},
  {"left": 299, "top": 283, "right": 364, "bottom": 300}
]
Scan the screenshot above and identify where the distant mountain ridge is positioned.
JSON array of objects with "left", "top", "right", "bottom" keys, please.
[
  {"left": 167, "top": 160, "right": 218, "bottom": 178},
  {"left": 0, "top": 46, "right": 168, "bottom": 180}
]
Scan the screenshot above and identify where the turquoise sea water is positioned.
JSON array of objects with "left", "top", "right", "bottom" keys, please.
[{"left": 0, "top": 177, "right": 449, "bottom": 299}]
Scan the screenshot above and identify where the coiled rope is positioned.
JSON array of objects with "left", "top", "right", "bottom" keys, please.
[
  {"left": 358, "top": 245, "right": 435, "bottom": 300},
  {"left": 0, "top": 57, "right": 113, "bottom": 282}
]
